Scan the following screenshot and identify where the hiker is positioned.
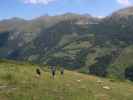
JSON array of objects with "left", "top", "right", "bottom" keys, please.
[
  {"left": 50, "top": 65, "right": 56, "bottom": 79},
  {"left": 36, "top": 68, "right": 41, "bottom": 78},
  {"left": 60, "top": 67, "right": 64, "bottom": 75}
]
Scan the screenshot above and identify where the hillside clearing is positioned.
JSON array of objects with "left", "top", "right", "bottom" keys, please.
[{"left": 0, "top": 61, "right": 133, "bottom": 100}]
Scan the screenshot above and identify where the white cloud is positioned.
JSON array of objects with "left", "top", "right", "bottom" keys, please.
[
  {"left": 92, "top": 15, "right": 105, "bottom": 19},
  {"left": 117, "top": 0, "right": 132, "bottom": 6},
  {"left": 23, "top": 0, "right": 57, "bottom": 5},
  {"left": 96, "top": 16, "right": 105, "bottom": 19}
]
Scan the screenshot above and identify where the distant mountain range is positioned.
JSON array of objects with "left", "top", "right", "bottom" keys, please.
[{"left": 0, "top": 7, "right": 133, "bottom": 80}]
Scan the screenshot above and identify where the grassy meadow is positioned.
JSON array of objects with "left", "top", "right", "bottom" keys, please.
[{"left": 0, "top": 60, "right": 133, "bottom": 100}]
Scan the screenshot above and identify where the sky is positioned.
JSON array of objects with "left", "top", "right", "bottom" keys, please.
[{"left": 0, "top": 0, "right": 133, "bottom": 20}]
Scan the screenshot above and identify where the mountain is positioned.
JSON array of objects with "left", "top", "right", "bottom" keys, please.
[
  {"left": 0, "top": 7, "right": 133, "bottom": 80},
  {"left": 0, "top": 13, "right": 99, "bottom": 60},
  {"left": 0, "top": 60, "right": 133, "bottom": 100}
]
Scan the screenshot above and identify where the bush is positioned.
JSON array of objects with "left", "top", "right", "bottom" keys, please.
[
  {"left": 125, "top": 65, "right": 133, "bottom": 81},
  {"left": 89, "top": 55, "right": 112, "bottom": 77}
]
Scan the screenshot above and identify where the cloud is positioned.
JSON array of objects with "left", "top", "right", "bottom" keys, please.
[
  {"left": 92, "top": 15, "right": 105, "bottom": 19},
  {"left": 117, "top": 0, "right": 132, "bottom": 6},
  {"left": 23, "top": 0, "right": 57, "bottom": 5},
  {"left": 22, "top": 0, "right": 133, "bottom": 6}
]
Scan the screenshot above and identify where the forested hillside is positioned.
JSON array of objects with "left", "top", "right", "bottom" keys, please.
[{"left": 0, "top": 7, "right": 133, "bottom": 80}]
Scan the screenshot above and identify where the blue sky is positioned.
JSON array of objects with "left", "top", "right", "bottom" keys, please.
[{"left": 0, "top": 0, "right": 133, "bottom": 20}]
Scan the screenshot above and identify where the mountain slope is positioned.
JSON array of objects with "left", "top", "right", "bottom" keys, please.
[
  {"left": 0, "top": 7, "right": 133, "bottom": 80},
  {"left": 0, "top": 60, "right": 133, "bottom": 100}
]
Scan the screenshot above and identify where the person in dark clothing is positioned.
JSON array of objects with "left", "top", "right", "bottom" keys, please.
[
  {"left": 36, "top": 68, "right": 41, "bottom": 77},
  {"left": 60, "top": 67, "right": 64, "bottom": 75},
  {"left": 50, "top": 66, "right": 56, "bottom": 79}
]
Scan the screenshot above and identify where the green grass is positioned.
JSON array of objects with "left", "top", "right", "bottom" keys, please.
[
  {"left": 0, "top": 60, "right": 133, "bottom": 100},
  {"left": 113, "top": 45, "right": 133, "bottom": 66}
]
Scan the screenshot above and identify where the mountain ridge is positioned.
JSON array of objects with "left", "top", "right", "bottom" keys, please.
[{"left": 0, "top": 7, "right": 133, "bottom": 80}]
